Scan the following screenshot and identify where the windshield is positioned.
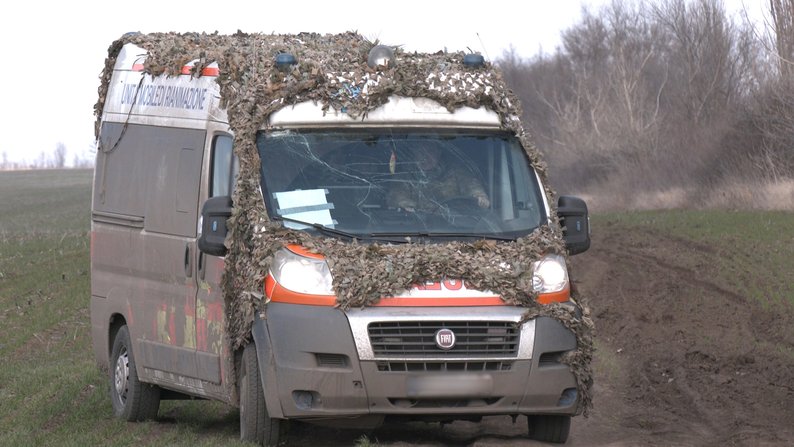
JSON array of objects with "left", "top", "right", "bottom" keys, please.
[{"left": 257, "top": 129, "right": 547, "bottom": 241}]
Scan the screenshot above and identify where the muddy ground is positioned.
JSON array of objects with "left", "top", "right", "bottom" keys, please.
[{"left": 278, "top": 221, "right": 794, "bottom": 446}]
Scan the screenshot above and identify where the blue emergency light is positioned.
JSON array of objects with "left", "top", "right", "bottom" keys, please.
[
  {"left": 275, "top": 53, "right": 296, "bottom": 71},
  {"left": 463, "top": 54, "right": 485, "bottom": 67}
]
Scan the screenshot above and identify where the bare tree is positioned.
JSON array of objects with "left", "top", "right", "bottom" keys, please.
[
  {"left": 500, "top": 0, "right": 774, "bottom": 197},
  {"left": 722, "top": 0, "right": 794, "bottom": 182},
  {"left": 35, "top": 151, "right": 51, "bottom": 169},
  {"left": 651, "top": 0, "right": 759, "bottom": 126},
  {"left": 770, "top": 0, "right": 794, "bottom": 78},
  {"left": 53, "top": 142, "right": 67, "bottom": 168}
]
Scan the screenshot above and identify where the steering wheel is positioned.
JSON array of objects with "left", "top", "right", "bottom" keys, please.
[
  {"left": 440, "top": 196, "right": 481, "bottom": 210},
  {"left": 437, "top": 196, "right": 503, "bottom": 233}
]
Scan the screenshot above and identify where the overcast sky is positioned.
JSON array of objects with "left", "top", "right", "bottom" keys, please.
[{"left": 0, "top": 0, "right": 767, "bottom": 165}]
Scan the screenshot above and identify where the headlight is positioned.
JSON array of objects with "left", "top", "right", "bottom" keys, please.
[
  {"left": 532, "top": 254, "right": 569, "bottom": 294},
  {"left": 271, "top": 248, "right": 334, "bottom": 295}
]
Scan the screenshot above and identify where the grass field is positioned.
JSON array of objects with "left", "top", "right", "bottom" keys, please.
[
  {"left": 0, "top": 169, "right": 792, "bottom": 446},
  {"left": 0, "top": 170, "right": 245, "bottom": 447},
  {"left": 594, "top": 210, "right": 794, "bottom": 308}
]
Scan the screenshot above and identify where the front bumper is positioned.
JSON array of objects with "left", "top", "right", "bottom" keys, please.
[{"left": 252, "top": 303, "right": 579, "bottom": 422}]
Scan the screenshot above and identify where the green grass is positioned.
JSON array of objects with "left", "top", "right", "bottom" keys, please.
[
  {"left": 593, "top": 210, "right": 794, "bottom": 308},
  {"left": 0, "top": 169, "right": 248, "bottom": 447}
]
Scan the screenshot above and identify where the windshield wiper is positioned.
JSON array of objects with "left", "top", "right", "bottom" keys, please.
[
  {"left": 272, "top": 215, "right": 363, "bottom": 240},
  {"left": 369, "top": 232, "right": 515, "bottom": 241},
  {"left": 272, "top": 215, "right": 408, "bottom": 244}
]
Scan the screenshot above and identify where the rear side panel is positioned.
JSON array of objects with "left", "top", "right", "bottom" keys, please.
[
  {"left": 91, "top": 42, "right": 236, "bottom": 403},
  {"left": 91, "top": 117, "right": 233, "bottom": 402}
]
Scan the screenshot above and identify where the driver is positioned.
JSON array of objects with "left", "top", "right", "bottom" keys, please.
[{"left": 387, "top": 144, "right": 490, "bottom": 212}]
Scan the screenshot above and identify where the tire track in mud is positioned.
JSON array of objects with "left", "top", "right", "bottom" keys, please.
[{"left": 570, "top": 224, "right": 794, "bottom": 446}]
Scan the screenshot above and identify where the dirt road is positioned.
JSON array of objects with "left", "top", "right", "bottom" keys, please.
[{"left": 282, "top": 222, "right": 794, "bottom": 446}]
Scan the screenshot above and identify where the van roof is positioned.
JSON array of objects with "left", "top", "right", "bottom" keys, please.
[
  {"left": 107, "top": 41, "right": 503, "bottom": 129},
  {"left": 96, "top": 32, "right": 527, "bottom": 139},
  {"left": 267, "top": 96, "right": 503, "bottom": 129}
]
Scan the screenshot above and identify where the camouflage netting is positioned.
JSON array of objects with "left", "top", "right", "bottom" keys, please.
[{"left": 94, "top": 31, "right": 594, "bottom": 415}]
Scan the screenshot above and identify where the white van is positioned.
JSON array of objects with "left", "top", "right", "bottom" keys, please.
[{"left": 90, "top": 33, "right": 592, "bottom": 446}]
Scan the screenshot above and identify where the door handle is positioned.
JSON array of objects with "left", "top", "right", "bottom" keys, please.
[
  {"left": 198, "top": 251, "right": 206, "bottom": 281},
  {"left": 184, "top": 243, "right": 192, "bottom": 278}
]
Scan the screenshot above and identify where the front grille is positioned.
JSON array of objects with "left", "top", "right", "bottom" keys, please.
[
  {"left": 368, "top": 321, "right": 519, "bottom": 358},
  {"left": 376, "top": 360, "right": 513, "bottom": 372}
]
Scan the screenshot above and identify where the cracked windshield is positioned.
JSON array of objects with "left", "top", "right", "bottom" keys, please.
[{"left": 258, "top": 130, "right": 546, "bottom": 240}]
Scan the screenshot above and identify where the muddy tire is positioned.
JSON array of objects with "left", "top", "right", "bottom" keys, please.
[
  {"left": 527, "top": 414, "right": 571, "bottom": 443},
  {"left": 240, "top": 343, "right": 282, "bottom": 446},
  {"left": 110, "top": 325, "right": 160, "bottom": 421}
]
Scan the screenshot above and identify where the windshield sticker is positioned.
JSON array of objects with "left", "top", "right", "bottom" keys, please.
[{"left": 273, "top": 189, "right": 335, "bottom": 229}]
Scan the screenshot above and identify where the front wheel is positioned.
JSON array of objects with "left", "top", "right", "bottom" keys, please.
[
  {"left": 109, "top": 325, "right": 160, "bottom": 421},
  {"left": 239, "top": 343, "right": 282, "bottom": 446},
  {"left": 527, "top": 414, "right": 571, "bottom": 443}
]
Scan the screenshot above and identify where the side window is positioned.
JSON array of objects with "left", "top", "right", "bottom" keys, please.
[{"left": 210, "top": 135, "right": 239, "bottom": 197}]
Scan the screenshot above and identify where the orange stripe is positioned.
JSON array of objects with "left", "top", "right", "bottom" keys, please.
[
  {"left": 536, "top": 286, "right": 571, "bottom": 304},
  {"left": 375, "top": 296, "right": 506, "bottom": 307},
  {"left": 264, "top": 274, "right": 276, "bottom": 298},
  {"left": 268, "top": 280, "right": 337, "bottom": 306},
  {"left": 180, "top": 65, "right": 219, "bottom": 76},
  {"left": 285, "top": 244, "right": 325, "bottom": 260}
]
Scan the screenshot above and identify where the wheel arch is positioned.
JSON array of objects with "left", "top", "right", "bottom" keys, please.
[{"left": 108, "top": 313, "right": 127, "bottom": 357}]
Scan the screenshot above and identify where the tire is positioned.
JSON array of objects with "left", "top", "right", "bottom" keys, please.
[
  {"left": 239, "top": 343, "right": 282, "bottom": 446},
  {"left": 110, "top": 325, "right": 160, "bottom": 421},
  {"left": 527, "top": 414, "right": 571, "bottom": 444}
]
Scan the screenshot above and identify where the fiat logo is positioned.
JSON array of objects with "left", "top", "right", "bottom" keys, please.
[{"left": 435, "top": 328, "right": 456, "bottom": 350}]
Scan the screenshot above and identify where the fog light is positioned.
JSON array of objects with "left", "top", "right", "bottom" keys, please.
[
  {"left": 558, "top": 387, "right": 577, "bottom": 406},
  {"left": 293, "top": 390, "right": 318, "bottom": 410}
]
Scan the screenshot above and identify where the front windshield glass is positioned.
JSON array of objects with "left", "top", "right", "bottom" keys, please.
[{"left": 257, "top": 129, "right": 547, "bottom": 241}]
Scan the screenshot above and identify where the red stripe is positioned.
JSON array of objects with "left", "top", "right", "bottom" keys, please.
[
  {"left": 132, "top": 63, "right": 145, "bottom": 72},
  {"left": 266, "top": 272, "right": 507, "bottom": 307},
  {"left": 180, "top": 65, "right": 220, "bottom": 76},
  {"left": 374, "top": 296, "right": 506, "bottom": 307}
]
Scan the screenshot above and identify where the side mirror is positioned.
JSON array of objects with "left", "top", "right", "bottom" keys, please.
[
  {"left": 198, "top": 196, "right": 233, "bottom": 256},
  {"left": 557, "top": 195, "right": 590, "bottom": 255}
]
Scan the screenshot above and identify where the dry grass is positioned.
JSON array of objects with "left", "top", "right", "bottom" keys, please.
[
  {"left": 703, "top": 178, "right": 794, "bottom": 210},
  {"left": 575, "top": 178, "right": 794, "bottom": 212}
]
